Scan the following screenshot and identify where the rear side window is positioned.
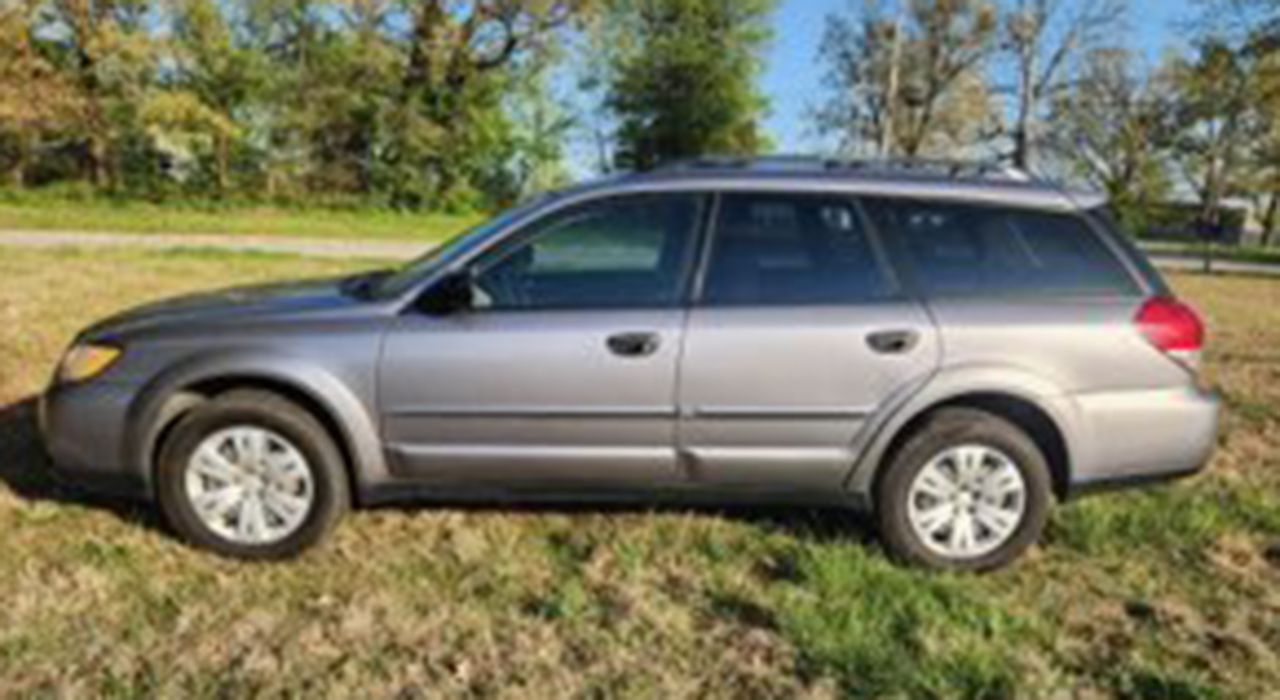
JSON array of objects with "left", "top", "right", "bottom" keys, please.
[
  {"left": 701, "top": 193, "right": 895, "bottom": 306},
  {"left": 863, "top": 198, "right": 1141, "bottom": 298},
  {"left": 1086, "top": 206, "right": 1170, "bottom": 296}
]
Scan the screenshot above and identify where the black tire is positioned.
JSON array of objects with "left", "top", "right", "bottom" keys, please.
[
  {"left": 874, "top": 408, "right": 1053, "bottom": 572},
  {"left": 156, "top": 390, "right": 350, "bottom": 560}
]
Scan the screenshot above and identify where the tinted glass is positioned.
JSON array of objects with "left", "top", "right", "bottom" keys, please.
[
  {"left": 864, "top": 198, "right": 1140, "bottom": 297},
  {"left": 702, "top": 194, "right": 894, "bottom": 306},
  {"left": 471, "top": 195, "right": 702, "bottom": 310},
  {"left": 1087, "top": 206, "right": 1169, "bottom": 296},
  {"left": 372, "top": 196, "right": 551, "bottom": 300}
]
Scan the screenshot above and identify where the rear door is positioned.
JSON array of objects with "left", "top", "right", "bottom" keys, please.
[
  {"left": 859, "top": 198, "right": 1188, "bottom": 480},
  {"left": 677, "top": 192, "right": 940, "bottom": 492}
]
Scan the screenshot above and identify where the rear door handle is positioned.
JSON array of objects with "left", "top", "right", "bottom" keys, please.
[
  {"left": 867, "top": 330, "right": 919, "bottom": 355},
  {"left": 607, "top": 332, "right": 661, "bottom": 358}
]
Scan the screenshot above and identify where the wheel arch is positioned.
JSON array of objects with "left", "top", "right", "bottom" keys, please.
[
  {"left": 847, "top": 367, "right": 1079, "bottom": 503},
  {"left": 125, "top": 352, "right": 388, "bottom": 501}
]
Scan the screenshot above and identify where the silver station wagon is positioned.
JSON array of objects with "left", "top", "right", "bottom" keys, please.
[{"left": 40, "top": 158, "right": 1219, "bottom": 570}]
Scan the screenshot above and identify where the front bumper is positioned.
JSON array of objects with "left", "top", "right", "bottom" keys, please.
[{"left": 39, "top": 380, "right": 151, "bottom": 500}]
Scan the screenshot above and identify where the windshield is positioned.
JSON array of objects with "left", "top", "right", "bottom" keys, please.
[{"left": 369, "top": 197, "right": 552, "bottom": 300}]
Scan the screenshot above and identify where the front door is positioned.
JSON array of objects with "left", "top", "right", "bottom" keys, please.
[
  {"left": 380, "top": 193, "right": 706, "bottom": 487},
  {"left": 678, "top": 193, "right": 940, "bottom": 492}
]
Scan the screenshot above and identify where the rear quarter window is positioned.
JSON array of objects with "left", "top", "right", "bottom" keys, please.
[{"left": 863, "top": 198, "right": 1142, "bottom": 298}]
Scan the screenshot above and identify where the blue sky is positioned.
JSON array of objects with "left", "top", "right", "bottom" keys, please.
[{"left": 761, "top": 0, "right": 1195, "bottom": 153}]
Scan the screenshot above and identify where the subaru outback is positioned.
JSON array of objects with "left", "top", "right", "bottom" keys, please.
[{"left": 40, "top": 158, "right": 1219, "bottom": 571}]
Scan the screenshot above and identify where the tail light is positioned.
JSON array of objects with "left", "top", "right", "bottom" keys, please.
[{"left": 1136, "top": 297, "right": 1205, "bottom": 371}]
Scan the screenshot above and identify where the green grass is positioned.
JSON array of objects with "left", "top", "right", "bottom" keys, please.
[
  {"left": 2, "top": 250, "right": 1280, "bottom": 697},
  {"left": 0, "top": 190, "right": 480, "bottom": 240}
]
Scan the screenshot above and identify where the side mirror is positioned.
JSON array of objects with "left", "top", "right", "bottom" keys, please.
[{"left": 416, "top": 271, "right": 474, "bottom": 316}]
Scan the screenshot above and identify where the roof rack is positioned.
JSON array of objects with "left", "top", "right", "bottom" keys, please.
[{"left": 655, "top": 155, "right": 1036, "bottom": 183}]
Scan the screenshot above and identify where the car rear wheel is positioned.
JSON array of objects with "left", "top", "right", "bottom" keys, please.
[
  {"left": 875, "top": 408, "right": 1052, "bottom": 572},
  {"left": 156, "top": 390, "right": 349, "bottom": 560}
]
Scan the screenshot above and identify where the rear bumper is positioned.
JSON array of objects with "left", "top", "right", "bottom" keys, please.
[
  {"left": 39, "top": 381, "right": 151, "bottom": 501},
  {"left": 1064, "top": 384, "right": 1219, "bottom": 497},
  {"left": 1067, "top": 465, "right": 1205, "bottom": 498}
]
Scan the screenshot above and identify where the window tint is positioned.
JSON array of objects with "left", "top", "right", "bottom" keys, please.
[
  {"left": 1087, "top": 206, "right": 1169, "bottom": 296},
  {"left": 471, "top": 195, "right": 702, "bottom": 310},
  {"left": 702, "top": 194, "right": 894, "bottom": 306},
  {"left": 863, "top": 199, "right": 1140, "bottom": 297}
]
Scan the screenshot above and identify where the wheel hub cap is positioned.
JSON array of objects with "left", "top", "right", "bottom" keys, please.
[
  {"left": 184, "top": 426, "right": 316, "bottom": 546},
  {"left": 906, "top": 444, "right": 1028, "bottom": 559}
]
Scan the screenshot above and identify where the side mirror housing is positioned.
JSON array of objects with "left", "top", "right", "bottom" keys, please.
[{"left": 416, "top": 272, "right": 474, "bottom": 316}]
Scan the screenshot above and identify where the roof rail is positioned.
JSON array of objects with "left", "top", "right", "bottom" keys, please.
[
  {"left": 654, "top": 155, "right": 1037, "bottom": 183},
  {"left": 833, "top": 158, "right": 1035, "bottom": 182},
  {"left": 655, "top": 155, "right": 835, "bottom": 171}
]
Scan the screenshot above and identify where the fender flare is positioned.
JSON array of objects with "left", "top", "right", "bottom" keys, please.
[
  {"left": 123, "top": 348, "right": 389, "bottom": 496},
  {"left": 844, "top": 363, "right": 1083, "bottom": 497}
]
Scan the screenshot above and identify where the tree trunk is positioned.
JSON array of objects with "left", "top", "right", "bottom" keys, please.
[
  {"left": 8, "top": 133, "right": 29, "bottom": 188},
  {"left": 1012, "top": 125, "right": 1031, "bottom": 171},
  {"left": 1013, "top": 48, "right": 1036, "bottom": 170},
  {"left": 878, "top": 11, "right": 903, "bottom": 158},
  {"left": 215, "top": 132, "right": 230, "bottom": 195},
  {"left": 1262, "top": 193, "right": 1279, "bottom": 247},
  {"left": 88, "top": 133, "right": 110, "bottom": 190},
  {"left": 1199, "top": 164, "right": 1222, "bottom": 275}
]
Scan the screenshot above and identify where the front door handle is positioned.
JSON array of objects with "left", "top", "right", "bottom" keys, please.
[
  {"left": 867, "top": 329, "right": 919, "bottom": 355},
  {"left": 607, "top": 332, "right": 661, "bottom": 358}
]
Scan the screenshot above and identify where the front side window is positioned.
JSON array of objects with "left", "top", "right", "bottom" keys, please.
[
  {"left": 470, "top": 195, "right": 703, "bottom": 310},
  {"left": 863, "top": 198, "right": 1141, "bottom": 298},
  {"left": 701, "top": 193, "right": 895, "bottom": 306}
]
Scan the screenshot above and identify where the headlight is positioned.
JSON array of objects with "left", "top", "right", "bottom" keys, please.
[{"left": 57, "top": 343, "right": 122, "bottom": 384}]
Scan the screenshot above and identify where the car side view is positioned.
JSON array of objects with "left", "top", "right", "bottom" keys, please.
[{"left": 39, "top": 158, "right": 1220, "bottom": 571}]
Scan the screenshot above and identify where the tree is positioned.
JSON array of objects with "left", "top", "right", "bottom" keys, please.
[
  {"left": 999, "top": 0, "right": 1127, "bottom": 170},
  {"left": 813, "top": 2, "right": 903, "bottom": 156},
  {"left": 0, "top": 0, "right": 595, "bottom": 208},
  {"left": 1236, "top": 35, "right": 1280, "bottom": 244},
  {"left": 160, "top": 0, "right": 268, "bottom": 194},
  {"left": 385, "top": 0, "right": 588, "bottom": 207},
  {"left": 1195, "top": 0, "right": 1280, "bottom": 244},
  {"left": 816, "top": 0, "right": 998, "bottom": 159},
  {"left": 1165, "top": 39, "right": 1266, "bottom": 241},
  {"left": 506, "top": 55, "right": 576, "bottom": 199},
  {"left": 600, "top": 0, "right": 775, "bottom": 171},
  {"left": 1046, "top": 48, "right": 1172, "bottom": 233},
  {"left": 37, "top": 0, "right": 159, "bottom": 190},
  {"left": 0, "top": 0, "right": 83, "bottom": 187}
]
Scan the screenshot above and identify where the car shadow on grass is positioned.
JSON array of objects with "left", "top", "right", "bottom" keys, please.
[
  {"left": 367, "top": 496, "right": 878, "bottom": 548},
  {"left": 0, "top": 397, "right": 161, "bottom": 531},
  {"left": 0, "top": 395, "right": 875, "bottom": 548}
]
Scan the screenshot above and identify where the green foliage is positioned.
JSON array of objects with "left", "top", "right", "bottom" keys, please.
[
  {"left": 0, "top": 0, "right": 590, "bottom": 212},
  {"left": 600, "top": 0, "right": 775, "bottom": 170}
]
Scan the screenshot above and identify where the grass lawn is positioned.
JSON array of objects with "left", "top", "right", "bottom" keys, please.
[
  {"left": 0, "top": 195, "right": 480, "bottom": 241},
  {"left": 2, "top": 247, "right": 1279, "bottom": 698}
]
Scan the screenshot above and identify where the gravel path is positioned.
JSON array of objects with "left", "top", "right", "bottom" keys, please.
[{"left": 0, "top": 230, "right": 427, "bottom": 260}]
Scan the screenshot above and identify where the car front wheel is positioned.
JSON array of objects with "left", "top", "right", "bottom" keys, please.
[{"left": 156, "top": 390, "right": 349, "bottom": 560}]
